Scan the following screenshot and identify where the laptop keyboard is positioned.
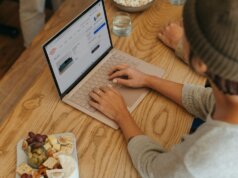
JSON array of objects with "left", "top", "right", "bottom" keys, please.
[{"left": 68, "top": 53, "right": 138, "bottom": 112}]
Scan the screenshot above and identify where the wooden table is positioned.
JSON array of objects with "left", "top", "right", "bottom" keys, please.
[{"left": 0, "top": 0, "right": 205, "bottom": 177}]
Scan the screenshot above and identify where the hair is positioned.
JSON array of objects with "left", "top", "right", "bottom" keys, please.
[{"left": 189, "top": 50, "right": 238, "bottom": 95}]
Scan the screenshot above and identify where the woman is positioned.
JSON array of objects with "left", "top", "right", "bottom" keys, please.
[{"left": 89, "top": 0, "right": 238, "bottom": 177}]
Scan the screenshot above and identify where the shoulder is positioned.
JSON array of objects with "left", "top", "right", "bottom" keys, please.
[{"left": 184, "top": 126, "right": 238, "bottom": 178}]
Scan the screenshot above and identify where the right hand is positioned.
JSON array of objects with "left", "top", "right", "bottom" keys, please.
[
  {"left": 89, "top": 85, "right": 130, "bottom": 124},
  {"left": 108, "top": 64, "right": 149, "bottom": 88}
]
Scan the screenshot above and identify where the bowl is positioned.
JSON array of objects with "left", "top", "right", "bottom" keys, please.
[{"left": 111, "top": 0, "right": 155, "bottom": 13}]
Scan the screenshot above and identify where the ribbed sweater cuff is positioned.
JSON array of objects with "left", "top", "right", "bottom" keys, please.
[{"left": 182, "top": 84, "right": 194, "bottom": 111}]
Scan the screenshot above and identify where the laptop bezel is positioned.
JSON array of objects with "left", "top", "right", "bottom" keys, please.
[{"left": 42, "top": 0, "right": 113, "bottom": 99}]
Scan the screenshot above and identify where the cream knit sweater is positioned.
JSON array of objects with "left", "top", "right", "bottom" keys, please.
[{"left": 128, "top": 84, "right": 238, "bottom": 178}]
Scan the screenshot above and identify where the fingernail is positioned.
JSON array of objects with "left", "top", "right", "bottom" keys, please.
[
  {"left": 108, "top": 84, "right": 113, "bottom": 88},
  {"left": 112, "top": 79, "right": 117, "bottom": 83}
]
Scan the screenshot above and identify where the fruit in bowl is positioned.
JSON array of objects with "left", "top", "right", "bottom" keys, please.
[{"left": 112, "top": 0, "right": 155, "bottom": 12}]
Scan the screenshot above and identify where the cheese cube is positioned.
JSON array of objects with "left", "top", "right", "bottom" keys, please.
[
  {"left": 48, "top": 135, "right": 58, "bottom": 145},
  {"left": 44, "top": 143, "right": 52, "bottom": 150},
  {"left": 53, "top": 143, "right": 61, "bottom": 151},
  {"left": 16, "top": 163, "right": 33, "bottom": 175}
]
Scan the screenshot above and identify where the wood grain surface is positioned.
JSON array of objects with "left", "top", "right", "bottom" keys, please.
[{"left": 0, "top": 0, "right": 205, "bottom": 177}]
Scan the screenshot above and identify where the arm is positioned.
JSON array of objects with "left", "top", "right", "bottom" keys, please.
[
  {"left": 116, "top": 113, "right": 143, "bottom": 142},
  {"left": 88, "top": 86, "right": 195, "bottom": 178},
  {"left": 108, "top": 64, "right": 184, "bottom": 107},
  {"left": 144, "top": 75, "right": 183, "bottom": 106},
  {"left": 108, "top": 64, "right": 215, "bottom": 119},
  {"left": 88, "top": 66, "right": 216, "bottom": 178},
  {"left": 127, "top": 135, "right": 193, "bottom": 178},
  {"left": 88, "top": 84, "right": 215, "bottom": 178}
]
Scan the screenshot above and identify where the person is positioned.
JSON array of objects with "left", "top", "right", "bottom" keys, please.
[
  {"left": 89, "top": 0, "right": 238, "bottom": 177},
  {"left": 19, "top": 0, "right": 63, "bottom": 47}
]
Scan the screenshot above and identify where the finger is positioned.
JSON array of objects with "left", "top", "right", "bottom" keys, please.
[
  {"left": 92, "top": 88, "right": 104, "bottom": 96},
  {"left": 107, "top": 84, "right": 120, "bottom": 94},
  {"left": 158, "top": 32, "right": 170, "bottom": 46},
  {"left": 168, "top": 21, "right": 173, "bottom": 27},
  {"left": 108, "top": 69, "right": 129, "bottom": 80},
  {"left": 170, "top": 23, "right": 175, "bottom": 27},
  {"left": 158, "top": 25, "right": 166, "bottom": 33},
  {"left": 112, "top": 78, "right": 131, "bottom": 87},
  {"left": 89, "top": 100, "right": 102, "bottom": 111},
  {"left": 107, "top": 83, "right": 113, "bottom": 89},
  {"left": 108, "top": 64, "right": 129, "bottom": 75},
  {"left": 158, "top": 32, "right": 165, "bottom": 40},
  {"left": 100, "top": 86, "right": 118, "bottom": 95},
  {"left": 100, "top": 86, "right": 110, "bottom": 93},
  {"left": 89, "top": 91, "right": 101, "bottom": 103}
]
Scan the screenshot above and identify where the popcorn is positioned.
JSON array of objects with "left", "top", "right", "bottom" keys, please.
[{"left": 114, "top": 0, "right": 153, "bottom": 7}]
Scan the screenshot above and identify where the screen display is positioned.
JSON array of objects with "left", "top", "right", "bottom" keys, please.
[{"left": 44, "top": 1, "right": 111, "bottom": 94}]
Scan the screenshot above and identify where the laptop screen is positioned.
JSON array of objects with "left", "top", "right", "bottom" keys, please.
[{"left": 43, "top": 0, "right": 112, "bottom": 96}]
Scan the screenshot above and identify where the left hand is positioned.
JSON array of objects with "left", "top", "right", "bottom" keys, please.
[{"left": 88, "top": 85, "right": 130, "bottom": 124}]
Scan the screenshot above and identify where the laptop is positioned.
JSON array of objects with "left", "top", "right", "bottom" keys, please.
[{"left": 43, "top": 0, "right": 164, "bottom": 129}]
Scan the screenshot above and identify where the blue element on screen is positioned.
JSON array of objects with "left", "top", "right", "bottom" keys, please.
[{"left": 94, "top": 22, "right": 106, "bottom": 34}]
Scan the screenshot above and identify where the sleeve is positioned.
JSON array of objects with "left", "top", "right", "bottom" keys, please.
[
  {"left": 182, "top": 84, "right": 215, "bottom": 120},
  {"left": 127, "top": 135, "right": 193, "bottom": 178}
]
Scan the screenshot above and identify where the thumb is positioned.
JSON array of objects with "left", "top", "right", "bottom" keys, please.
[{"left": 113, "top": 78, "right": 131, "bottom": 87}]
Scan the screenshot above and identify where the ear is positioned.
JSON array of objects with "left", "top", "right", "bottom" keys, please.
[{"left": 191, "top": 57, "right": 208, "bottom": 75}]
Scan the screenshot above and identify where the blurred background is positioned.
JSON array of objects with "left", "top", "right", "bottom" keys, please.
[{"left": 0, "top": 0, "right": 53, "bottom": 79}]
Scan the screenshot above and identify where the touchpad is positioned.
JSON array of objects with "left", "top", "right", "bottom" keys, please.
[{"left": 116, "top": 86, "right": 148, "bottom": 108}]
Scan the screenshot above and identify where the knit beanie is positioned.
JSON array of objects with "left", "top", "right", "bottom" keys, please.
[{"left": 183, "top": 0, "right": 238, "bottom": 82}]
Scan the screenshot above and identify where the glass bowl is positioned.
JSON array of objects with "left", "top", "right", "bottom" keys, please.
[{"left": 111, "top": 0, "right": 155, "bottom": 13}]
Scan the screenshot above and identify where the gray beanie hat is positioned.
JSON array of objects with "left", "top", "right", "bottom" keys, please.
[{"left": 183, "top": 0, "right": 238, "bottom": 82}]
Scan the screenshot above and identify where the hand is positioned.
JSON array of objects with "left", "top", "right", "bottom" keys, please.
[
  {"left": 89, "top": 85, "right": 130, "bottom": 124},
  {"left": 89, "top": 85, "right": 143, "bottom": 141},
  {"left": 108, "top": 64, "right": 149, "bottom": 88}
]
